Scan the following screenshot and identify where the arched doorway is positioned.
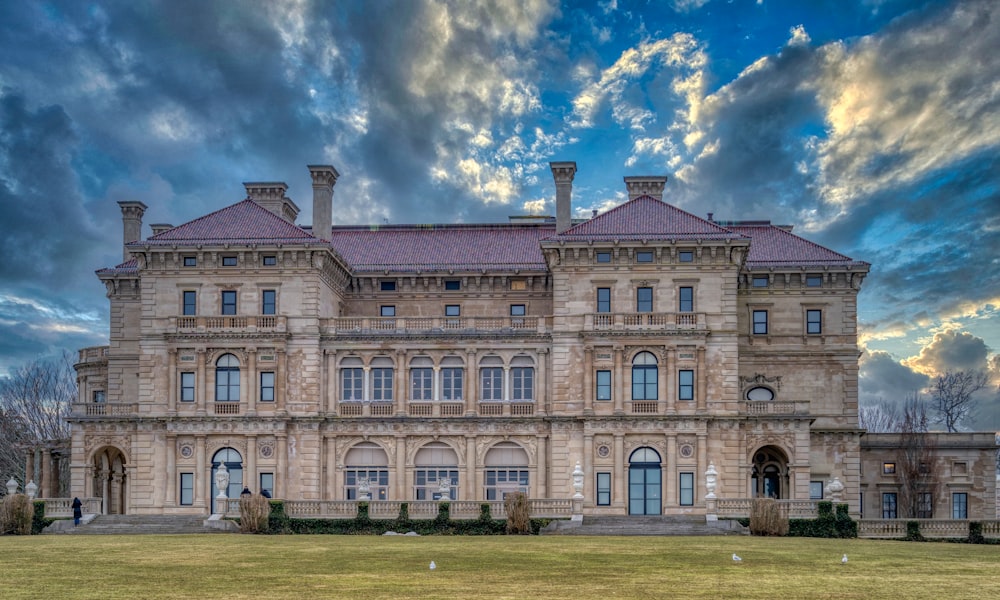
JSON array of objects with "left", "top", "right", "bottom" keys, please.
[
  {"left": 91, "top": 446, "right": 127, "bottom": 515},
  {"left": 750, "top": 446, "right": 789, "bottom": 499},
  {"left": 210, "top": 448, "right": 244, "bottom": 500},
  {"left": 628, "top": 447, "right": 662, "bottom": 515}
]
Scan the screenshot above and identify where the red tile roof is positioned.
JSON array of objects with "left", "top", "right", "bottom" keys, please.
[
  {"left": 134, "top": 199, "right": 317, "bottom": 246},
  {"left": 96, "top": 258, "right": 138, "bottom": 275},
  {"left": 729, "top": 223, "right": 869, "bottom": 269}
]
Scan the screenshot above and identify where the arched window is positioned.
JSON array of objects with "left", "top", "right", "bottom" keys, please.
[
  {"left": 414, "top": 442, "right": 460, "bottom": 500},
  {"left": 211, "top": 447, "right": 243, "bottom": 500},
  {"left": 484, "top": 442, "right": 529, "bottom": 500},
  {"left": 344, "top": 442, "right": 389, "bottom": 500},
  {"left": 631, "top": 351, "right": 658, "bottom": 400},
  {"left": 215, "top": 354, "right": 240, "bottom": 402}
]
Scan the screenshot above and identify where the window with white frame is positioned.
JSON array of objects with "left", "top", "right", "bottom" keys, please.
[
  {"left": 414, "top": 443, "right": 460, "bottom": 500},
  {"left": 344, "top": 443, "right": 389, "bottom": 500},
  {"left": 511, "top": 357, "right": 534, "bottom": 401},
  {"left": 371, "top": 359, "right": 394, "bottom": 401},
  {"left": 410, "top": 364, "right": 433, "bottom": 401},
  {"left": 340, "top": 358, "right": 364, "bottom": 401}
]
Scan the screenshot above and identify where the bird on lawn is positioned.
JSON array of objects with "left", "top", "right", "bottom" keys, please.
[
  {"left": 429, "top": 561, "right": 436, "bottom": 570},
  {"left": 732, "top": 553, "right": 742, "bottom": 562},
  {"left": 841, "top": 554, "right": 848, "bottom": 565}
]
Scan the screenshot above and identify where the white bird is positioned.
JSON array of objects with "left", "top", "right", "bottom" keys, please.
[
  {"left": 732, "top": 553, "right": 742, "bottom": 562},
  {"left": 429, "top": 561, "right": 436, "bottom": 570},
  {"left": 841, "top": 554, "right": 848, "bottom": 565}
]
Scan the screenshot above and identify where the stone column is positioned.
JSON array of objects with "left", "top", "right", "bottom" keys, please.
[
  {"left": 276, "top": 349, "right": 287, "bottom": 413},
  {"left": 665, "top": 433, "right": 677, "bottom": 509},
  {"left": 325, "top": 434, "right": 338, "bottom": 500},
  {"left": 395, "top": 349, "right": 406, "bottom": 416},
  {"left": 196, "top": 349, "right": 207, "bottom": 416},
  {"left": 40, "top": 448, "right": 51, "bottom": 498},
  {"left": 465, "top": 436, "right": 476, "bottom": 501},
  {"left": 246, "top": 436, "right": 257, "bottom": 493},
  {"left": 583, "top": 434, "right": 594, "bottom": 505},
  {"left": 166, "top": 434, "right": 176, "bottom": 507},
  {"left": 276, "top": 434, "right": 288, "bottom": 499},
  {"left": 613, "top": 346, "right": 625, "bottom": 415},
  {"left": 583, "top": 346, "right": 594, "bottom": 415},
  {"left": 395, "top": 436, "right": 406, "bottom": 501},
  {"left": 246, "top": 348, "right": 258, "bottom": 416},
  {"left": 696, "top": 347, "right": 707, "bottom": 412},
  {"left": 167, "top": 349, "right": 177, "bottom": 415},
  {"left": 666, "top": 347, "right": 676, "bottom": 414},
  {"left": 465, "top": 349, "right": 478, "bottom": 416},
  {"left": 195, "top": 435, "right": 206, "bottom": 509},
  {"left": 25, "top": 449, "right": 35, "bottom": 486},
  {"left": 535, "top": 435, "right": 547, "bottom": 498},
  {"left": 697, "top": 432, "right": 707, "bottom": 506},
  {"left": 536, "top": 348, "right": 548, "bottom": 416},
  {"left": 325, "top": 350, "right": 337, "bottom": 414},
  {"left": 657, "top": 347, "right": 667, "bottom": 415},
  {"left": 614, "top": 434, "right": 625, "bottom": 509}
]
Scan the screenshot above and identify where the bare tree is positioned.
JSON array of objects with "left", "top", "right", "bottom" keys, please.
[
  {"left": 929, "top": 370, "right": 989, "bottom": 432},
  {"left": 895, "top": 395, "right": 938, "bottom": 519},
  {"left": 859, "top": 401, "right": 900, "bottom": 433}
]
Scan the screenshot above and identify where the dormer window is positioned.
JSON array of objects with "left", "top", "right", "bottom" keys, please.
[
  {"left": 678, "top": 251, "right": 693, "bottom": 263},
  {"left": 752, "top": 276, "right": 769, "bottom": 288},
  {"left": 596, "top": 251, "right": 611, "bottom": 263},
  {"left": 262, "top": 255, "right": 277, "bottom": 266}
]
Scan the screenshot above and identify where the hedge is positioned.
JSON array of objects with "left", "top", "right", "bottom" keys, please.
[{"left": 786, "top": 502, "right": 857, "bottom": 538}]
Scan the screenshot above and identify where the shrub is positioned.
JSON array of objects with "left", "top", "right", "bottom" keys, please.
[
  {"left": 434, "top": 502, "right": 450, "bottom": 527},
  {"left": 239, "top": 494, "right": 272, "bottom": 533},
  {"left": 787, "top": 503, "right": 855, "bottom": 538},
  {"left": 266, "top": 500, "right": 291, "bottom": 534},
  {"left": 504, "top": 492, "right": 531, "bottom": 535},
  {"left": 968, "top": 521, "right": 986, "bottom": 544},
  {"left": 397, "top": 502, "right": 409, "bottom": 522},
  {"left": 31, "top": 501, "right": 53, "bottom": 535},
  {"left": 0, "top": 494, "right": 34, "bottom": 535},
  {"left": 749, "top": 498, "right": 788, "bottom": 536},
  {"left": 905, "top": 520, "right": 924, "bottom": 542}
]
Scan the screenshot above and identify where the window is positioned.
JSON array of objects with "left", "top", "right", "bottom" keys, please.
[
  {"left": 183, "top": 291, "right": 197, "bottom": 316},
  {"left": 341, "top": 368, "right": 363, "bottom": 401},
  {"left": 680, "top": 472, "right": 694, "bottom": 506},
  {"left": 952, "top": 493, "right": 968, "bottom": 519},
  {"left": 444, "top": 280, "right": 461, "bottom": 291},
  {"left": 597, "top": 473, "right": 611, "bottom": 506},
  {"left": 445, "top": 305, "right": 460, "bottom": 317},
  {"left": 411, "top": 368, "right": 433, "bottom": 401},
  {"left": 882, "top": 492, "right": 898, "bottom": 519},
  {"left": 442, "top": 368, "right": 463, "bottom": 401},
  {"left": 512, "top": 367, "right": 534, "bottom": 401},
  {"left": 752, "top": 276, "right": 769, "bottom": 288},
  {"left": 596, "top": 370, "right": 611, "bottom": 401},
  {"left": 510, "top": 304, "right": 525, "bottom": 316},
  {"left": 92, "top": 390, "right": 106, "bottom": 403},
  {"left": 806, "top": 309, "right": 822, "bottom": 334},
  {"left": 917, "top": 492, "right": 933, "bottom": 518},
  {"left": 752, "top": 310, "right": 768, "bottom": 335},
  {"left": 380, "top": 305, "right": 395, "bottom": 317},
  {"left": 481, "top": 367, "right": 503, "bottom": 401},
  {"left": 678, "top": 287, "right": 693, "bottom": 312},
  {"left": 746, "top": 386, "right": 774, "bottom": 401},
  {"left": 678, "top": 369, "right": 694, "bottom": 401},
  {"left": 678, "top": 251, "right": 693, "bottom": 263},
  {"left": 380, "top": 280, "right": 396, "bottom": 291},
  {"left": 596, "top": 251, "right": 611, "bottom": 263},
  {"left": 636, "top": 250, "right": 653, "bottom": 263},
  {"left": 262, "top": 255, "right": 276, "bottom": 266},
  {"left": 597, "top": 288, "right": 611, "bottom": 313},
  {"left": 636, "top": 287, "right": 653, "bottom": 312},
  {"left": 260, "top": 372, "right": 275, "bottom": 402},
  {"left": 262, "top": 290, "right": 276, "bottom": 315},
  {"left": 810, "top": 481, "right": 824, "bottom": 500},
  {"left": 180, "top": 473, "right": 194, "bottom": 506},
  {"left": 183, "top": 256, "right": 197, "bottom": 267},
  {"left": 221, "top": 290, "right": 237, "bottom": 315},
  {"left": 806, "top": 274, "right": 822, "bottom": 287},
  {"left": 345, "top": 468, "right": 389, "bottom": 500},
  {"left": 259, "top": 473, "right": 274, "bottom": 498},
  {"left": 180, "top": 372, "right": 195, "bottom": 403},
  {"left": 485, "top": 469, "right": 529, "bottom": 500},
  {"left": 883, "top": 462, "right": 896, "bottom": 475},
  {"left": 215, "top": 354, "right": 240, "bottom": 402},
  {"left": 631, "top": 352, "right": 657, "bottom": 401},
  {"left": 415, "top": 469, "right": 460, "bottom": 500},
  {"left": 372, "top": 368, "right": 393, "bottom": 401},
  {"left": 222, "top": 256, "right": 237, "bottom": 267}
]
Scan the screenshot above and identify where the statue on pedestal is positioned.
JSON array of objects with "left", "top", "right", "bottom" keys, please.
[
  {"left": 705, "top": 462, "right": 718, "bottom": 499},
  {"left": 437, "top": 478, "right": 451, "bottom": 501},
  {"left": 357, "top": 477, "right": 371, "bottom": 500}
]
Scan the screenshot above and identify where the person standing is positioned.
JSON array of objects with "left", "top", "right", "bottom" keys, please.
[{"left": 72, "top": 497, "right": 83, "bottom": 526}]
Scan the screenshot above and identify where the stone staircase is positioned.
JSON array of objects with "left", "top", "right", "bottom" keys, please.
[
  {"left": 46, "top": 514, "right": 234, "bottom": 535},
  {"left": 541, "top": 515, "right": 748, "bottom": 536}
]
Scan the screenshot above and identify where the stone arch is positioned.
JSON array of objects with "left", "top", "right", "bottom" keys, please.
[
  {"left": 89, "top": 445, "right": 128, "bottom": 515},
  {"left": 749, "top": 445, "right": 790, "bottom": 499}
]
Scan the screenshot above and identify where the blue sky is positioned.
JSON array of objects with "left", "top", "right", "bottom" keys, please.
[{"left": 1, "top": 0, "right": 997, "bottom": 427}]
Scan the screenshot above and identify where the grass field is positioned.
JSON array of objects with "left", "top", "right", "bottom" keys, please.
[{"left": 1, "top": 535, "right": 997, "bottom": 599}]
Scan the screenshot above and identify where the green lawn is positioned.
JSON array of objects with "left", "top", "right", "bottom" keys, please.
[{"left": 1, "top": 535, "right": 997, "bottom": 599}]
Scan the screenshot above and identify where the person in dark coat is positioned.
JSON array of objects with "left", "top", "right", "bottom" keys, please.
[
  {"left": 260, "top": 488, "right": 271, "bottom": 498},
  {"left": 72, "top": 497, "right": 83, "bottom": 526}
]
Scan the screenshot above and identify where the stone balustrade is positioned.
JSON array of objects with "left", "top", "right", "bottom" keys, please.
[
  {"left": 857, "top": 519, "right": 1000, "bottom": 539},
  {"left": 742, "top": 400, "right": 810, "bottom": 416},
  {"left": 716, "top": 498, "right": 819, "bottom": 518},
  {"left": 72, "top": 402, "right": 138, "bottom": 417},
  {"left": 322, "top": 316, "right": 548, "bottom": 336},
  {"left": 77, "top": 346, "right": 109, "bottom": 363},
  {"left": 40, "top": 497, "right": 103, "bottom": 517},
  {"left": 172, "top": 315, "right": 286, "bottom": 333},
  {"left": 585, "top": 312, "right": 706, "bottom": 331},
  {"left": 230, "top": 499, "right": 574, "bottom": 519}
]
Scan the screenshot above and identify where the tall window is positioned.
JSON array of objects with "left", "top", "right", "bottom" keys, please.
[
  {"left": 221, "top": 290, "right": 237, "bottom": 315},
  {"left": 260, "top": 372, "right": 275, "bottom": 402},
  {"left": 752, "top": 310, "right": 768, "bottom": 335},
  {"left": 415, "top": 469, "right": 460, "bottom": 500},
  {"left": 341, "top": 367, "right": 363, "bottom": 401},
  {"left": 810, "top": 481, "right": 824, "bottom": 500},
  {"left": 92, "top": 390, "right": 106, "bottom": 403},
  {"left": 596, "top": 473, "right": 611, "bottom": 505},
  {"left": 215, "top": 354, "right": 240, "bottom": 402},
  {"left": 806, "top": 309, "right": 822, "bottom": 334},
  {"left": 679, "top": 472, "right": 694, "bottom": 506},
  {"left": 372, "top": 367, "right": 393, "bottom": 401},
  {"left": 678, "top": 286, "right": 693, "bottom": 312},
  {"left": 952, "top": 493, "right": 968, "bottom": 519},
  {"left": 481, "top": 367, "right": 504, "bottom": 401},
  {"left": 344, "top": 443, "right": 389, "bottom": 500},
  {"left": 882, "top": 492, "right": 898, "bottom": 519},
  {"left": 411, "top": 368, "right": 433, "bottom": 401},
  {"left": 183, "top": 291, "right": 197, "bottom": 316},
  {"left": 262, "top": 290, "right": 276, "bottom": 315},
  {"left": 631, "top": 352, "right": 658, "bottom": 400},
  {"left": 512, "top": 367, "right": 534, "bottom": 401},
  {"left": 442, "top": 367, "right": 464, "bottom": 401},
  {"left": 637, "top": 287, "right": 653, "bottom": 312},
  {"left": 180, "top": 372, "right": 195, "bottom": 402},
  {"left": 180, "top": 473, "right": 194, "bottom": 506},
  {"left": 596, "top": 370, "right": 611, "bottom": 401},
  {"left": 678, "top": 369, "right": 694, "bottom": 401},
  {"left": 597, "top": 288, "right": 611, "bottom": 313},
  {"left": 917, "top": 492, "right": 933, "bottom": 518},
  {"left": 259, "top": 473, "right": 274, "bottom": 497}
]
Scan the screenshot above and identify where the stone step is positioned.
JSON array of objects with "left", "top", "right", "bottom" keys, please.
[
  {"left": 542, "top": 516, "right": 748, "bottom": 536},
  {"left": 46, "top": 514, "right": 230, "bottom": 535}
]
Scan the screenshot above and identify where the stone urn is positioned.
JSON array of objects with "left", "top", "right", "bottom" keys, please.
[
  {"left": 705, "top": 462, "right": 718, "bottom": 500},
  {"left": 572, "top": 462, "right": 584, "bottom": 499},
  {"left": 214, "top": 463, "right": 230, "bottom": 499},
  {"left": 5, "top": 476, "right": 17, "bottom": 496},
  {"left": 826, "top": 476, "right": 844, "bottom": 503}
]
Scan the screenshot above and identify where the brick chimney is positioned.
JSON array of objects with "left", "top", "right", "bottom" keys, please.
[
  {"left": 308, "top": 165, "right": 339, "bottom": 241},
  {"left": 244, "top": 182, "right": 300, "bottom": 223},
  {"left": 624, "top": 176, "right": 667, "bottom": 201},
  {"left": 550, "top": 161, "right": 577, "bottom": 234},
  {"left": 117, "top": 201, "right": 147, "bottom": 262}
]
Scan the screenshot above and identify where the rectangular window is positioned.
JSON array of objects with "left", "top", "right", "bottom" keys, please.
[
  {"left": 510, "top": 304, "right": 526, "bottom": 316},
  {"left": 952, "top": 493, "right": 968, "bottom": 519},
  {"left": 678, "top": 251, "right": 693, "bottom": 262},
  {"left": 485, "top": 469, "right": 529, "bottom": 501},
  {"left": 380, "top": 305, "right": 396, "bottom": 317},
  {"left": 183, "top": 291, "right": 197, "bottom": 316},
  {"left": 445, "top": 280, "right": 461, "bottom": 291},
  {"left": 752, "top": 275, "right": 769, "bottom": 288},
  {"left": 442, "top": 368, "right": 464, "bottom": 401},
  {"left": 882, "top": 492, "right": 898, "bottom": 519},
  {"left": 596, "top": 251, "right": 611, "bottom": 263},
  {"left": 259, "top": 473, "right": 274, "bottom": 498},
  {"left": 509, "top": 280, "right": 527, "bottom": 291},
  {"left": 637, "top": 287, "right": 653, "bottom": 312},
  {"left": 445, "top": 305, "right": 461, "bottom": 317},
  {"left": 512, "top": 367, "right": 534, "bottom": 401},
  {"left": 345, "top": 469, "right": 389, "bottom": 500},
  {"left": 632, "top": 365, "right": 657, "bottom": 400},
  {"left": 222, "top": 256, "right": 237, "bottom": 267},
  {"left": 679, "top": 472, "right": 694, "bottom": 506},
  {"left": 806, "top": 274, "right": 822, "bottom": 287},
  {"left": 636, "top": 250, "right": 653, "bottom": 263},
  {"left": 372, "top": 368, "right": 393, "bottom": 401},
  {"left": 917, "top": 492, "right": 933, "bottom": 519},
  {"left": 183, "top": 256, "right": 197, "bottom": 267},
  {"left": 380, "top": 280, "right": 396, "bottom": 291},
  {"left": 596, "top": 370, "right": 612, "bottom": 401},
  {"left": 596, "top": 472, "right": 611, "bottom": 506},
  {"left": 262, "top": 255, "right": 277, "bottom": 266},
  {"left": 180, "top": 473, "right": 194, "bottom": 506},
  {"left": 597, "top": 288, "right": 611, "bottom": 313},
  {"left": 807, "top": 309, "right": 822, "bottom": 334},
  {"left": 481, "top": 367, "right": 503, "bottom": 401},
  {"left": 679, "top": 287, "right": 693, "bottom": 312},
  {"left": 260, "top": 372, "right": 275, "bottom": 402},
  {"left": 810, "top": 481, "right": 824, "bottom": 500},
  {"left": 678, "top": 369, "right": 694, "bottom": 401},
  {"left": 752, "top": 310, "right": 768, "bottom": 335},
  {"left": 415, "top": 469, "right": 460, "bottom": 500},
  {"left": 221, "top": 290, "right": 237, "bottom": 315},
  {"left": 262, "top": 290, "right": 276, "bottom": 315},
  {"left": 411, "top": 368, "right": 433, "bottom": 401},
  {"left": 341, "top": 368, "right": 363, "bottom": 401},
  {"left": 180, "top": 372, "right": 195, "bottom": 403},
  {"left": 883, "top": 462, "right": 896, "bottom": 475},
  {"left": 92, "top": 390, "right": 106, "bottom": 403}
]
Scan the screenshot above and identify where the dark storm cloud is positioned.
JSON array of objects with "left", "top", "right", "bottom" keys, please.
[{"left": 859, "top": 350, "right": 930, "bottom": 405}]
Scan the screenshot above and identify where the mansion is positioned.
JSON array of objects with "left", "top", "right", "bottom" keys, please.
[{"left": 68, "top": 162, "right": 996, "bottom": 521}]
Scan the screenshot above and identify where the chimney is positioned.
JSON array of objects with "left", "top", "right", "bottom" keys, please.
[
  {"left": 117, "top": 201, "right": 147, "bottom": 262},
  {"left": 150, "top": 223, "right": 173, "bottom": 236},
  {"left": 244, "top": 182, "right": 300, "bottom": 223},
  {"left": 550, "top": 161, "right": 577, "bottom": 234},
  {"left": 308, "top": 164, "right": 339, "bottom": 241},
  {"left": 624, "top": 176, "right": 668, "bottom": 201}
]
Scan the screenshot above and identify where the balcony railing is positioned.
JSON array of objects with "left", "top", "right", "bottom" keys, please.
[
  {"left": 585, "top": 312, "right": 706, "bottom": 331},
  {"left": 40, "top": 497, "right": 103, "bottom": 517},
  {"left": 172, "top": 315, "right": 286, "bottom": 333},
  {"left": 716, "top": 498, "right": 819, "bottom": 519},
  {"left": 322, "top": 316, "right": 547, "bottom": 336},
  {"left": 72, "top": 402, "right": 138, "bottom": 417},
  {"left": 77, "top": 346, "right": 109, "bottom": 363},
  {"left": 217, "top": 499, "right": 573, "bottom": 519},
  {"left": 742, "top": 400, "right": 809, "bottom": 416},
  {"left": 858, "top": 519, "right": 1000, "bottom": 539},
  {"left": 214, "top": 402, "right": 240, "bottom": 415},
  {"left": 338, "top": 401, "right": 533, "bottom": 417}
]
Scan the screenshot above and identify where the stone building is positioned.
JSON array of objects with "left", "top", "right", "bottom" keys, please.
[{"left": 71, "top": 161, "right": 880, "bottom": 517}]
